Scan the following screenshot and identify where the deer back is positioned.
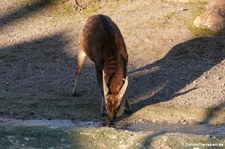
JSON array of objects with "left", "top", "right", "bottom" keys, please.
[{"left": 79, "top": 14, "right": 128, "bottom": 70}]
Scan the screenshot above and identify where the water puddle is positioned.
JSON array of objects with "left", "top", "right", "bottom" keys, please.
[
  {"left": 0, "top": 117, "right": 224, "bottom": 138},
  {"left": 0, "top": 117, "right": 101, "bottom": 128}
]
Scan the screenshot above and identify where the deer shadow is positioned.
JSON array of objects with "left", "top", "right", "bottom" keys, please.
[{"left": 125, "top": 35, "right": 225, "bottom": 118}]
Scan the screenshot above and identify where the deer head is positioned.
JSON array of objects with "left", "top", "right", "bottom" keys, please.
[{"left": 103, "top": 70, "right": 128, "bottom": 122}]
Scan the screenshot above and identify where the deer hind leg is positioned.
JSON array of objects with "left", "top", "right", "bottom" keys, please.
[
  {"left": 73, "top": 48, "right": 87, "bottom": 96},
  {"left": 124, "top": 93, "right": 131, "bottom": 113},
  {"left": 101, "top": 96, "right": 106, "bottom": 116}
]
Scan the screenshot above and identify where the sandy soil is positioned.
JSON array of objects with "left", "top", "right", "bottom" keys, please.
[{"left": 1, "top": 0, "right": 225, "bottom": 125}]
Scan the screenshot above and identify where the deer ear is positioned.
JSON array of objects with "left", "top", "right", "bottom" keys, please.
[
  {"left": 118, "top": 77, "right": 128, "bottom": 99},
  {"left": 103, "top": 70, "right": 109, "bottom": 97}
]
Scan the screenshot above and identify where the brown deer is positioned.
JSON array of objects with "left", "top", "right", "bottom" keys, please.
[{"left": 73, "top": 14, "right": 131, "bottom": 122}]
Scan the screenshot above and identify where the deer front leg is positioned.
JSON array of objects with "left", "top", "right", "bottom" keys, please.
[{"left": 96, "top": 70, "right": 106, "bottom": 116}]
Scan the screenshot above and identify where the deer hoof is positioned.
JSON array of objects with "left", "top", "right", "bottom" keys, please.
[
  {"left": 101, "top": 112, "right": 107, "bottom": 117},
  {"left": 124, "top": 108, "right": 132, "bottom": 114}
]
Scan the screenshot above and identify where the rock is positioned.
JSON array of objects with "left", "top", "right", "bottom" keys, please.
[{"left": 193, "top": 0, "right": 225, "bottom": 31}]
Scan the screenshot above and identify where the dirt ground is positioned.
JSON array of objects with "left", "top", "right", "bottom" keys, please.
[{"left": 1, "top": 0, "right": 225, "bottom": 128}]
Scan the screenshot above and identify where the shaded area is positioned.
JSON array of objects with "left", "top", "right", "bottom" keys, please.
[
  {"left": 0, "top": 0, "right": 53, "bottom": 28},
  {"left": 126, "top": 35, "right": 225, "bottom": 120},
  {"left": 0, "top": 33, "right": 73, "bottom": 98},
  {"left": 0, "top": 33, "right": 101, "bottom": 120}
]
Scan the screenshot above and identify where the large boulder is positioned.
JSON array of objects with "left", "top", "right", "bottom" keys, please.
[{"left": 193, "top": 0, "right": 225, "bottom": 31}]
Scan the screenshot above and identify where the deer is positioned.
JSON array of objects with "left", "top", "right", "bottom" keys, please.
[{"left": 73, "top": 14, "right": 131, "bottom": 122}]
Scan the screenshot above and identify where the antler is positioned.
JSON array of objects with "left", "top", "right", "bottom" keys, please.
[{"left": 118, "top": 77, "right": 128, "bottom": 99}]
